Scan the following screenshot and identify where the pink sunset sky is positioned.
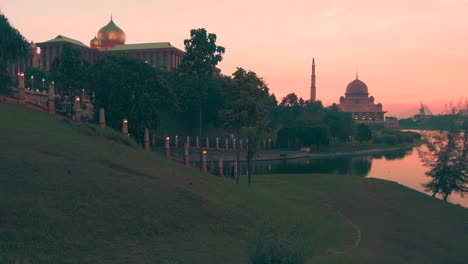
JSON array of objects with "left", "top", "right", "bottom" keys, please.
[{"left": 2, "top": 0, "right": 467, "bottom": 117}]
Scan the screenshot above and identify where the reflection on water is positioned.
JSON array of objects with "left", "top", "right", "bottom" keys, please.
[{"left": 218, "top": 148, "right": 467, "bottom": 207}]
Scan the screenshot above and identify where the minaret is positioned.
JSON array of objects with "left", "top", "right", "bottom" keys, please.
[{"left": 310, "top": 58, "right": 316, "bottom": 101}]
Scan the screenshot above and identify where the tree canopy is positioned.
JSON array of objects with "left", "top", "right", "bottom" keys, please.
[{"left": 0, "top": 13, "right": 30, "bottom": 93}]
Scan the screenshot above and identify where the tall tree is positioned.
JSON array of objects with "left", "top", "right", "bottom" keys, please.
[
  {"left": 49, "top": 44, "right": 87, "bottom": 117},
  {"left": 89, "top": 56, "right": 174, "bottom": 143},
  {"left": 356, "top": 124, "right": 372, "bottom": 142},
  {"left": 418, "top": 100, "right": 468, "bottom": 200},
  {"left": 0, "top": 13, "right": 30, "bottom": 93},
  {"left": 219, "top": 68, "right": 270, "bottom": 185},
  {"left": 177, "top": 28, "right": 225, "bottom": 168}
]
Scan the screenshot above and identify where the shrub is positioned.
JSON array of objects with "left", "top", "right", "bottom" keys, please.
[
  {"left": 248, "top": 222, "right": 306, "bottom": 264},
  {"left": 381, "top": 135, "right": 398, "bottom": 145}
]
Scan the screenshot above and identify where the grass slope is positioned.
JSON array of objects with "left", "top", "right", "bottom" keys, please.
[{"left": 0, "top": 103, "right": 466, "bottom": 264}]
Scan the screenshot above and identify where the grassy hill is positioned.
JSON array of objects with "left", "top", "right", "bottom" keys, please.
[{"left": 0, "top": 102, "right": 466, "bottom": 264}]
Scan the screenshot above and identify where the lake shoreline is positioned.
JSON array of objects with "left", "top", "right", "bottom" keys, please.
[{"left": 218, "top": 142, "right": 423, "bottom": 162}]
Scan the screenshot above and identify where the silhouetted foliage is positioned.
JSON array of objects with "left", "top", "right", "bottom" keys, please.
[
  {"left": 177, "top": 28, "right": 225, "bottom": 136},
  {"left": 219, "top": 68, "right": 271, "bottom": 185},
  {"left": 418, "top": 101, "right": 468, "bottom": 201},
  {"left": 0, "top": 13, "right": 30, "bottom": 93},
  {"left": 356, "top": 124, "right": 372, "bottom": 142},
  {"left": 89, "top": 56, "right": 175, "bottom": 143}
]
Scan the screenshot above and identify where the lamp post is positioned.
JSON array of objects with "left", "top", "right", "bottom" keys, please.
[
  {"left": 42, "top": 78, "right": 45, "bottom": 91},
  {"left": 30, "top": 75, "right": 34, "bottom": 90}
]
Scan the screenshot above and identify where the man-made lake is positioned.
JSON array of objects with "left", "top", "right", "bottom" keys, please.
[{"left": 223, "top": 147, "right": 467, "bottom": 207}]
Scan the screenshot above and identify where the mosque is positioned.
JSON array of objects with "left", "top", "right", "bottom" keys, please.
[
  {"left": 7, "top": 17, "right": 187, "bottom": 75},
  {"left": 338, "top": 72, "right": 386, "bottom": 123},
  {"left": 310, "top": 60, "right": 396, "bottom": 127}
]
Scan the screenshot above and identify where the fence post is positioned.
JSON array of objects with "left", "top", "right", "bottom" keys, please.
[
  {"left": 48, "top": 82, "right": 55, "bottom": 115},
  {"left": 225, "top": 138, "right": 229, "bottom": 150},
  {"left": 74, "top": 97, "right": 81, "bottom": 122},
  {"left": 234, "top": 160, "right": 238, "bottom": 180},
  {"left": 184, "top": 143, "right": 190, "bottom": 166},
  {"left": 202, "top": 149, "right": 207, "bottom": 173},
  {"left": 18, "top": 73, "right": 25, "bottom": 105},
  {"left": 218, "top": 158, "right": 223, "bottom": 176},
  {"left": 144, "top": 128, "right": 150, "bottom": 151},
  {"left": 216, "top": 137, "right": 219, "bottom": 150},
  {"left": 99, "top": 108, "right": 105, "bottom": 128},
  {"left": 165, "top": 136, "right": 171, "bottom": 159},
  {"left": 122, "top": 119, "right": 128, "bottom": 136},
  {"left": 196, "top": 136, "right": 199, "bottom": 149}
]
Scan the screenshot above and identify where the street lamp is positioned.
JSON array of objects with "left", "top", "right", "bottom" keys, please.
[
  {"left": 30, "top": 75, "right": 34, "bottom": 90},
  {"left": 42, "top": 78, "right": 45, "bottom": 91}
]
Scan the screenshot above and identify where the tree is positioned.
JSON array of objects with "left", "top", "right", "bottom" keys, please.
[
  {"left": 219, "top": 68, "right": 271, "bottom": 185},
  {"left": 89, "top": 56, "right": 174, "bottom": 143},
  {"left": 24, "top": 67, "right": 48, "bottom": 91},
  {"left": 177, "top": 28, "right": 225, "bottom": 168},
  {"left": 418, "top": 100, "right": 468, "bottom": 201},
  {"left": 0, "top": 13, "right": 30, "bottom": 93},
  {"left": 323, "top": 106, "right": 354, "bottom": 143},
  {"left": 356, "top": 124, "right": 372, "bottom": 142},
  {"left": 49, "top": 44, "right": 88, "bottom": 118},
  {"left": 280, "top": 93, "right": 299, "bottom": 107}
]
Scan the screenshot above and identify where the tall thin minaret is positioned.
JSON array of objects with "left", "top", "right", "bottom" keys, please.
[{"left": 310, "top": 58, "right": 316, "bottom": 101}]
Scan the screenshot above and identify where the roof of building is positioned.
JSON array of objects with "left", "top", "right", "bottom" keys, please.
[
  {"left": 346, "top": 78, "right": 368, "bottom": 95},
  {"left": 39, "top": 35, "right": 89, "bottom": 48},
  {"left": 106, "top": 42, "right": 183, "bottom": 52},
  {"left": 97, "top": 17, "right": 126, "bottom": 45}
]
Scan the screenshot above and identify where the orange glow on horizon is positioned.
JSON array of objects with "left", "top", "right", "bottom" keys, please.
[{"left": 3, "top": 0, "right": 467, "bottom": 117}]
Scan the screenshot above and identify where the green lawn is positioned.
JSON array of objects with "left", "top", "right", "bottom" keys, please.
[{"left": 0, "top": 102, "right": 466, "bottom": 264}]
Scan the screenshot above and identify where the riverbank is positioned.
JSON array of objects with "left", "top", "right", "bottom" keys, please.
[
  {"left": 1, "top": 103, "right": 465, "bottom": 264},
  {"left": 203, "top": 140, "right": 422, "bottom": 161}
]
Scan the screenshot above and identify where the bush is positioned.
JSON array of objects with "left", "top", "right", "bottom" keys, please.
[
  {"left": 381, "top": 135, "right": 398, "bottom": 145},
  {"left": 249, "top": 222, "right": 306, "bottom": 264},
  {"left": 372, "top": 136, "right": 383, "bottom": 144}
]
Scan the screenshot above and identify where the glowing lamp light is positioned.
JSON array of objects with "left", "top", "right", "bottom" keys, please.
[
  {"left": 31, "top": 75, "right": 34, "bottom": 79},
  {"left": 51, "top": 81, "right": 54, "bottom": 85},
  {"left": 20, "top": 73, "right": 25, "bottom": 77},
  {"left": 165, "top": 137, "right": 170, "bottom": 141},
  {"left": 75, "top": 97, "right": 80, "bottom": 102},
  {"left": 202, "top": 150, "right": 207, "bottom": 155},
  {"left": 123, "top": 119, "right": 128, "bottom": 124}
]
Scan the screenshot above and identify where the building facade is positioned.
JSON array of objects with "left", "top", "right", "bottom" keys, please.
[
  {"left": 7, "top": 17, "right": 186, "bottom": 75},
  {"left": 338, "top": 73, "right": 386, "bottom": 124}
]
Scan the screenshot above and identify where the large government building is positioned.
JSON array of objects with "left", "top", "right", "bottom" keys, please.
[
  {"left": 338, "top": 73, "right": 386, "bottom": 123},
  {"left": 7, "top": 17, "right": 188, "bottom": 75}
]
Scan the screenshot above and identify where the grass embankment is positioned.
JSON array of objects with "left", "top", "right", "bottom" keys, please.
[{"left": 0, "top": 103, "right": 466, "bottom": 264}]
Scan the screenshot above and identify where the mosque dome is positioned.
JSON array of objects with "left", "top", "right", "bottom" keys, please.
[
  {"left": 96, "top": 17, "right": 125, "bottom": 49},
  {"left": 346, "top": 78, "right": 368, "bottom": 95},
  {"left": 90, "top": 36, "right": 101, "bottom": 49}
]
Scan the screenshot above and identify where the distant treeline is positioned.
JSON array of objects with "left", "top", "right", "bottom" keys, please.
[{"left": 400, "top": 115, "right": 467, "bottom": 131}]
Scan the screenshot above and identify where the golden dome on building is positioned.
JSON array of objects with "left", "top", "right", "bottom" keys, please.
[
  {"left": 90, "top": 36, "right": 101, "bottom": 49},
  {"left": 96, "top": 17, "right": 125, "bottom": 50}
]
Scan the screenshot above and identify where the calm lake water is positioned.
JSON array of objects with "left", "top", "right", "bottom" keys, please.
[{"left": 224, "top": 147, "right": 467, "bottom": 208}]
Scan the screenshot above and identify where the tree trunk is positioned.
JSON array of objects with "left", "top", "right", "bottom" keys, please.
[
  {"left": 199, "top": 104, "right": 203, "bottom": 171},
  {"left": 247, "top": 141, "right": 251, "bottom": 186},
  {"left": 236, "top": 127, "right": 240, "bottom": 184}
]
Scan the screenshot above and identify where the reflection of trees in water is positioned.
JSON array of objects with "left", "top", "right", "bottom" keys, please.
[
  {"left": 371, "top": 149, "right": 412, "bottom": 160},
  {"left": 383, "top": 149, "right": 412, "bottom": 160},
  {"left": 223, "top": 149, "right": 416, "bottom": 177},
  {"left": 246, "top": 156, "right": 372, "bottom": 176}
]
